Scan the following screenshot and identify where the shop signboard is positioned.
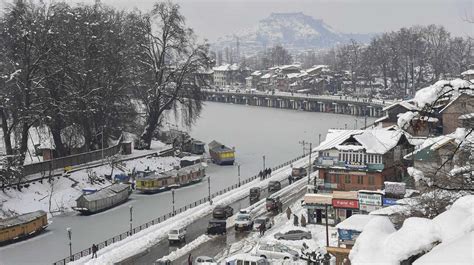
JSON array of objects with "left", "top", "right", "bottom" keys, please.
[
  {"left": 383, "top": 197, "right": 398, "bottom": 206},
  {"left": 358, "top": 192, "right": 382, "bottom": 206},
  {"left": 338, "top": 228, "right": 361, "bottom": 243},
  {"left": 359, "top": 204, "right": 382, "bottom": 212},
  {"left": 345, "top": 162, "right": 368, "bottom": 170},
  {"left": 333, "top": 199, "right": 359, "bottom": 209}
]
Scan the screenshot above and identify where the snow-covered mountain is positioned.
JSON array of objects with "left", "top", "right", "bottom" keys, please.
[{"left": 213, "top": 12, "right": 373, "bottom": 55}]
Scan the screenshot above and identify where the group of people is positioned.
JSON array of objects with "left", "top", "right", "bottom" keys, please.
[
  {"left": 259, "top": 168, "right": 272, "bottom": 180},
  {"left": 286, "top": 207, "right": 307, "bottom": 227}
]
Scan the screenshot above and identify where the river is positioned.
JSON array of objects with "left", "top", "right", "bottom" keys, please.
[{"left": 0, "top": 102, "right": 375, "bottom": 265}]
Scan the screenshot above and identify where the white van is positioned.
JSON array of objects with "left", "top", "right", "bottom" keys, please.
[
  {"left": 167, "top": 227, "right": 186, "bottom": 243},
  {"left": 223, "top": 254, "right": 270, "bottom": 265}
]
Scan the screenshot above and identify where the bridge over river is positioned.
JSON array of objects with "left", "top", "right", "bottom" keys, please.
[{"left": 202, "top": 89, "right": 393, "bottom": 117}]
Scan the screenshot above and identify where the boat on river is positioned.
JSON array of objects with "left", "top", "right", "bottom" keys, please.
[
  {"left": 0, "top": 210, "right": 48, "bottom": 245},
  {"left": 208, "top": 140, "right": 235, "bottom": 165},
  {"left": 74, "top": 183, "right": 131, "bottom": 214},
  {"left": 136, "top": 163, "right": 206, "bottom": 194}
]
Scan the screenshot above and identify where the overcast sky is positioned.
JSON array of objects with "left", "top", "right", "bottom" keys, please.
[{"left": 2, "top": 0, "right": 473, "bottom": 41}]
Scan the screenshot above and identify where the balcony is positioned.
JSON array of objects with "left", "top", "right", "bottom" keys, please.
[{"left": 315, "top": 157, "right": 385, "bottom": 171}]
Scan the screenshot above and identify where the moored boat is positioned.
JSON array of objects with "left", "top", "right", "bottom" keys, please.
[
  {"left": 136, "top": 163, "right": 206, "bottom": 193},
  {"left": 0, "top": 210, "right": 48, "bottom": 245},
  {"left": 74, "top": 183, "right": 131, "bottom": 214},
  {"left": 208, "top": 140, "right": 235, "bottom": 165}
]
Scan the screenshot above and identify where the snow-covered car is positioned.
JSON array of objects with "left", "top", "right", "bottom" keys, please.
[
  {"left": 195, "top": 256, "right": 217, "bottom": 265},
  {"left": 255, "top": 242, "right": 299, "bottom": 260},
  {"left": 234, "top": 210, "right": 253, "bottom": 231},
  {"left": 253, "top": 217, "right": 272, "bottom": 231},
  {"left": 274, "top": 229, "right": 312, "bottom": 240},
  {"left": 168, "top": 227, "right": 186, "bottom": 243},
  {"left": 224, "top": 253, "right": 270, "bottom": 265}
]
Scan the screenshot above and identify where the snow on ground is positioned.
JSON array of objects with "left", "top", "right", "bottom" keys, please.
[
  {"left": 158, "top": 235, "right": 212, "bottom": 262},
  {"left": 349, "top": 195, "right": 474, "bottom": 265},
  {"left": 0, "top": 154, "right": 178, "bottom": 219},
  {"left": 70, "top": 154, "right": 314, "bottom": 265}
]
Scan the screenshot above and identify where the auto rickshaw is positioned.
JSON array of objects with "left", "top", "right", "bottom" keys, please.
[
  {"left": 206, "top": 219, "right": 227, "bottom": 235},
  {"left": 249, "top": 187, "right": 261, "bottom": 202}
]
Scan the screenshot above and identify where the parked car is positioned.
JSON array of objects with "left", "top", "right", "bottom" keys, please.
[
  {"left": 255, "top": 242, "right": 299, "bottom": 260},
  {"left": 224, "top": 254, "right": 270, "bottom": 265},
  {"left": 268, "top": 181, "right": 281, "bottom": 192},
  {"left": 253, "top": 217, "right": 272, "bottom": 231},
  {"left": 195, "top": 256, "right": 217, "bottom": 265},
  {"left": 274, "top": 229, "right": 312, "bottom": 240},
  {"left": 212, "top": 205, "right": 234, "bottom": 219},
  {"left": 249, "top": 187, "right": 261, "bottom": 202},
  {"left": 234, "top": 210, "right": 253, "bottom": 231},
  {"left": 265, "top": 197, "right": 282, "bottom": 213},
  {"left": 168, "top": 227, "right": 186, "bottom": 244},
  {"left": 206, "top": 219, "right": 227, "bottom": 235}
]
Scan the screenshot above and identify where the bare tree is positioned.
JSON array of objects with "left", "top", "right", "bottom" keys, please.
[{"left": 131, "top": 1, "right": 210, "bottom": 149}]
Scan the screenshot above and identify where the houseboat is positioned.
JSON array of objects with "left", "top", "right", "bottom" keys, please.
[
  {"left": 0, "top": 210, "right": 48, "bottom": 245},
  {"left": 208, "top": 140, "right": 235, "bottom": 165},
  {"left": 136, "top": 163, "right": 206, "bottom": 193},
  {"left": 74, "top": 183, "right": 131, "bottom": 214}
]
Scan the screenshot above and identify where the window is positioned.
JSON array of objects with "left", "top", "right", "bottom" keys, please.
[
  {"left": 345, "top": 175, "right": 351, "bottom": 183},
  {"left": 357, "top": 176, "right": 363, "bottom": 184},
  {"left": 369, "top": 176, "right": 375, "bottom": 185},
  {"left": 324, "top": 173, "right": 330, "bottom": 183},
  {"left": 335, "top": 175, "right": 340, "bottom": 183},
  {"left": 339, "top": 153, "right": 342, "bottom": 160},
  {"left": 364, "top": 154, "right": 367, "bottom": 163}
]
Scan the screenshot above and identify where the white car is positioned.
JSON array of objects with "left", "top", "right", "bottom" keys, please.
[
  {"left": 195, "top": 256, "right": 217, "bottom": 265},
  {"left": 255, "top": 242, "right": 299, "bottom": 261},
  {"left": 235, "top": 210, "right": 253, "bottom": 231},
  {"left": 167, "top": 227, "right": 186, "bottom": 243},
  {"left": 253, "top": 217, "right": 272, "bottom": 231}
]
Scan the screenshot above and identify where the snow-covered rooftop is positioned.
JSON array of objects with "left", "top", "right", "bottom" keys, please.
[
  {"left": 413, "top": 79, "right": 473, "bottom": 108},
  {"left": 460, "top": 69, "right": 474, "bottom": 76},
  {"left": 382, "top": 101, "right": 419, "bottom": 112},
  {"left": 315, "top": 128, "right": 404, "bottom": 155},
  {"left": 336, "top": 214, "right": 374, "bottom": 232},
  {"left": 349, "top": 195, "right": 474, "bottom": 265}
]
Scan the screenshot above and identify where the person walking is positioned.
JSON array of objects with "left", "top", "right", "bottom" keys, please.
[
  {"left": 288, "top": 175, "right": 292, "bottom": 184},
  {"left": 301, "top": 214, "right": 307, "bottom": 227},
  {"left": 91, "top": 244, "right": 98, "bottom": 258},
  {"left": 293, "top": 214, "right": 299, "bottom": 226},
  {"left": 286, "top": 207, "right": 292, "bottom": 220},
  {"left": 259, "top": 221, "right": 266, "bottom": 236},
  {"left": 188, "top": 253, "right": 193, "bottom": 265},
  {"left": 259, "top": 170, "right": 263, "bottom": 180}
]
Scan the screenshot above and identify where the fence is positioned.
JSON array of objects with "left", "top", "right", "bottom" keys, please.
[
  {"left": 23, "top": 136, "right": 124, "bottom": 176},
  {"left": 53, "top": 154, "right": 306, "bottom": 265}
]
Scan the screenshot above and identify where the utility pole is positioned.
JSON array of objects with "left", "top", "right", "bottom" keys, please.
[
  {"left": 325, "top": 205, "right": 329, "bottom": 247},
  {"left": 101, "top": 127, "right": 104, "bottom": 162},
  {"left": 308, "top": 143, "right": 312, "bottom": 185},
  {"left": 237, "top": 164, "right": 241, "bottom": 187},
  {"left": 262, "top": 155, "right": 266, "bottom": 170},
  {"left": 67, "top": 227, "right": 72, "bottom": 260},
  {"left": 299, "top": 140, "right": 306, "bottom": 156},
  {"left": 354, "top": 119, "right": 358, "bottom": 129},
  {"left": 172, "top": 189, "right": 175, "bottom": 215},
  {"left": 208, "top": 176, "right": 211, "bottom": 204},
  {"left": 364, "top": 113, "right": 367, "bottom": 128},
  {"left": 318, "top": 134, "right": 322, "bottom": 145},
  {"left": 129, "top": 205, "right": 133, "bottom": 235}
]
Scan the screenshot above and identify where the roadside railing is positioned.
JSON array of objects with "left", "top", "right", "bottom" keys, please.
[{"left": 53, "top": 154, "right": 306, "bottom": 265}]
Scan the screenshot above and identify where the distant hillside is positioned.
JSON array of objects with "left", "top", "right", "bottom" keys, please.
[{"left": 213, "top": 12, "right": 374, "bottom": 55}]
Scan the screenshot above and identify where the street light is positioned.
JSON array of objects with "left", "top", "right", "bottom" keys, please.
[
  {"left": 67, "top": 227, "right": 72, "bottom": 260},
  {"left": 129, "top": 205, "right": 133, "bottom": 235},
  {"left": 208, "top": 176, "right": 211, "bottom": 204},
  {"left": 262, "top": 155, "right": 266, "bottom": 170},
  {"left": 354, "top": 119, "right": 358, "bottom": 129},
  {"left": 171, "top": 189, "right": 175, "bottom": 215},
  {"left": 237, "top": 164, "right": 241, "bottom": 187}
]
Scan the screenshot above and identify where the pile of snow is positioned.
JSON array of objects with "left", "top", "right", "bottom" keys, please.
[
  {"left": 349, "top": 195, "right": 474, "bottom": 265},
  {"left": 158, "top": 235, "right": 211, "bottom": 262},
  {"left": 335, "top": 214, "right": 374, "bottom": 232},
  {"left": 413, "top": 79, "right": 472, "bottom": 108}
]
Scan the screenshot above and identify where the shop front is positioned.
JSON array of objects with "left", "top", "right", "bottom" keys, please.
[
  {"left": 332, "top": 191, "right": 359, "bottom": 224},
  {"left": 303, "top": 193, "right": 334, "bottom": 225}
]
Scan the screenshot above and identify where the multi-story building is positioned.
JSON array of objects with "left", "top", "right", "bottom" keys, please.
[{"left": 314, "top": 129, "right": 413, "bottom": 192}]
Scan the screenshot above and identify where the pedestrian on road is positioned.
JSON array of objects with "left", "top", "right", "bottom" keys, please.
[
  {"left": 188, "top": 253, "right": 193, "bottom": 265},
  {"left": 259, "top": 170, "right": 263, "bottom": 180},
  {"left": 293, "top": 214, "right": 299, "bottom": 226},
  {"left": 259, "top": 221, "right": 266, "bottom": 236},
  {"left": 286, "top": 207, "right": 292, "bottom": 220},
  {"left": 269, "top": 168, "right": 272, "bottom": 176},
  {"left": 91, "top": 244, "right": 98, "bottom": 258},
  {"left": 301, "top": 214, "right": 307, "bottom": 227},
  {"left": 288, "top": 175, "right": 292, "bottom": 184}
]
